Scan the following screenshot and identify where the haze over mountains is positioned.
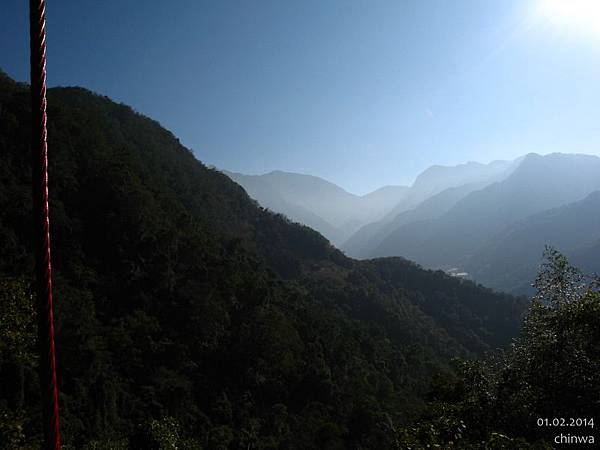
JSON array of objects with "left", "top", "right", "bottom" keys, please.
[
  {"left": 227, "top": 153, "right": 600, "bottom": 295},
  {"left": 225, "top": 170, "right": 409, "bottom": 245},
  {"left": 0, "top": 71, "right": 526, "bottom": 447}
]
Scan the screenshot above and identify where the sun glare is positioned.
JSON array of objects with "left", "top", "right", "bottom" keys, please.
[{"left": 536, "top": 0, "right": 600, "bottom": 40}]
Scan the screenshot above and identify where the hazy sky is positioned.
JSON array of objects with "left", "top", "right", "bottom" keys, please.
[{"left": 3, "top": 0, "right": 600, "bottom": 194}]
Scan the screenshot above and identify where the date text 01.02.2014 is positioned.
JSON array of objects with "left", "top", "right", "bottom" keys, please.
[{"left": 537, "top": 418, "right": 594, "bottom": 428}]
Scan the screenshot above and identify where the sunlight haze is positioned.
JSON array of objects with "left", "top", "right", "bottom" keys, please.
[{"left": 2, "top": 0, "right": 600, "bottom": 194}]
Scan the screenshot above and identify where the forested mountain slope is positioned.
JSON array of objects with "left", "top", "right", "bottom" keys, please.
[
  {"left": 342, "top": 159, "right": 518, "bottom": 258},
  {"left": 362, "top": 153, "right": 600, "bottom": 269},
  {"left": 0, "top": 71, "right": 524, "bottom": 448},
  {"left": 571, "top": 239, "right": 600, "bottom": 274},
  {"left": 222, "top": 170, "right": 343, "bottom": 244},
  {"left": 464, "top": 190, "right": 600, "bottom": 294},
  {"left": 227, "top": 160, "right": 516, "bottom": 254},
  {"left": 343, "top": 182, "right": 490, "bottom": 258}
]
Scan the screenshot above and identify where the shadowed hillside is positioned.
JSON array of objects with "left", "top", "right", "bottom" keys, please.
[
  {"left": 347, "top": 153, "right": 600, "bottom": 285},
  {"left": 0, "top": 71, "right": 525, "bottom": 448},
  {"left": 464, "top": 190, "right": 600, "bottom": 294}
]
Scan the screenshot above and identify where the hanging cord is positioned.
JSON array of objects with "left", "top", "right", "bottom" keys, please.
[{"left": 29, "top": 0, "right": 61, "bottom": 448}]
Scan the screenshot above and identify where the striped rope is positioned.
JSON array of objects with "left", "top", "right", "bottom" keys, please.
[{"left": 29, "top": 0, "right": 61, "bottom": 448}]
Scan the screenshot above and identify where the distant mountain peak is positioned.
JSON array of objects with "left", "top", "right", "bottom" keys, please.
[
  {"left": 224, "top": 170, "right": 411, "bottom": 245},
  {"left": 412, "top": 159, "right": 513, "bottom": 190}
]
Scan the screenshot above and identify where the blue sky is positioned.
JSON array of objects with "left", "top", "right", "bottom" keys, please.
[{"left": 3, "top": 0, "right": 600, "bottom": 194}]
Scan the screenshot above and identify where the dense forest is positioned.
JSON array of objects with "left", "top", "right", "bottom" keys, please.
[{"left": 0, "top": 71, "right": 597, "bottom": 448}]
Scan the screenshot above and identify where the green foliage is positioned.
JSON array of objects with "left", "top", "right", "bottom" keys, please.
[
  {"left": 0, "top": 278, "right": 40, "bottom": 450},
  {"left": 0, "top": 278, "right": 36, "bottom": 368},
  {"left": 399, "top": 249, "right": 600, "bottom": 448},
  {"left": 533, "top": 246, "right": 586, "bottom": 306},
  {"left": 0, "top": 71, "right": 525, "bottom": 448},
  {"left": 149, "top": 417, "right": 181, "bottom": 450},
  {"left": 128, "top": 416, "right": 202, "bottom": 450},
  {"left": 81, "top": 437, "right": 129, "bottom": 450}
]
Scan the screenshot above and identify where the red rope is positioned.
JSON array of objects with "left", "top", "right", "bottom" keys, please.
[{"left": 29, "top": 0, "right": 61, "bottom": 448}]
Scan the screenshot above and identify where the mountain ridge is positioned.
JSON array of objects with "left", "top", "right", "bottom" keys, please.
[
  {"left": 227, "top": 158, "right": 519, "bottom": 249},
  {"left": 220, "top": 147, "right": 600, "bottom": 296},
  {"left": 463, "top": 189, "right": 600, "bottom": 294},
  {"left": 0, "top": 71, "right": 525, "bottom": 447},
  {"left": 224, "top": 169, "right": 410, "bottom": 244},
  {"left": 363, "top": 153, "right": 600, "bottom": 266}
]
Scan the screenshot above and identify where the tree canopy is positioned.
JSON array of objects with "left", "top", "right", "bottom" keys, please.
[{"left": 0, "top": 70, "right": 535, "bottom": 448}]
